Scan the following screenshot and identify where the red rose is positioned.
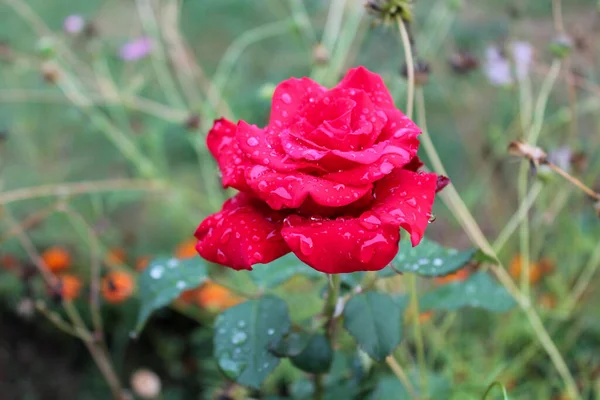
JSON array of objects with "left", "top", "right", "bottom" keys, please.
[{"left": 195, "top": 67, "right": 438, "bottom": 274}]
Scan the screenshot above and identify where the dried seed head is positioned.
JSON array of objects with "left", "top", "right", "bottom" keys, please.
[
  {"left": 508, "top": 141, "right": 547, "bottom": 166},
  {"left": 312, "top": 43, "right": 330, "bottom": 65},
  {"left": 449, "top": 51, "right": 479, "bottom": 74},
  {"left": 130, "top": 369, "right": 161, "bottom": 399},
  {"left": 184, "top": 115, "right": 201, "bottom": 131},
  {"left": 366, "top": 0, "right": 414, "bottom": 24},
  {"left": 41, "top": 62, "right": 60, "bottom": 84},
  {"left": 401, "top": 60, "right": 431, "bottom": 86}
]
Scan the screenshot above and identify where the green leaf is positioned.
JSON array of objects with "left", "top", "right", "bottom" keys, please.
[
  {"left": 269, "top": 331, "right": 311, "bottom": 357},
  {"left": 420, "top": 271, "right": 516, "bottom": 313},
  {"left": 214, "top": 295, "right": 291, "bottom": 388},
  {"left": 343, "top": 292, "right": 402, "bottom": 361},
  {"left": 250, "top": 253, "right": 321, "bottom": 289},
  {"left": 134, "top": 256, "right": 208, "bottom": 334},
  {"left": 379, "top": 237, "right": 477, "bottom": 278},
  {"left": 290, "top": 333, "right": 334, "bottom": 374},
  {"left": 369, "top": 372, "right": 451, "bottom": 400}
]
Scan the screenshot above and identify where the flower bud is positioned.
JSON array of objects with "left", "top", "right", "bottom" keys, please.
[
  {"left": 312, "top": 43, "right": 329, "bottom": 65},
  {"left": 130, "top": 369, "right": 161, "bottom": 399},
  {"left": 365, "top": 0, "right": 413, "bottom": 24}
]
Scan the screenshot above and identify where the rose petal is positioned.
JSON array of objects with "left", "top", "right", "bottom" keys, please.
[
  {"left": 281, "top": 214, "right": 400, "bottom": 273},
  {"left": 245, "top": 164, "right": 373, "bottom": 211},
  {"left": 336, "top": 66, "right": 395, "bottom": 109},
  {"left": 322, "top": 153, "right": 412, "bottom": 185},
  {"left": 194, "top": 194, "right": 290, "bottom": 271},
  {"left": 269, "top": 77, "right": 327, "bottom": 128},
  {"left": 206, "top": 118, "right": 251, "bottom": 191},
  {"left": 372, "top": 169, "right": 437, "bottom": 246}
]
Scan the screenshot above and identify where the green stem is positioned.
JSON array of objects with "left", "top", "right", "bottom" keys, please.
[
  {"left": 316, "top": 274, "right": 341, "bottom": 400},
  {"left": 408, "top": 274, "right": 428, "bottom": 395},
  {"left": 482, "top": 381, "right": 509, "bottom": 400},
  {"left": 517, "top": 161, "right": 531, "bottom": 297},
  {"left": 397, "top": 17, "right": 415, "bottom": 119}
]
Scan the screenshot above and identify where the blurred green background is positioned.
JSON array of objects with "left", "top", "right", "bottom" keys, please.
[{"left": 1, "top": 0, "right": 600, "bottom": 399}]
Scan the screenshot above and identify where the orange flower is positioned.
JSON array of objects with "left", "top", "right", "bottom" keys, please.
[
  {"left": 105, "top": 248, "right": 127, "bottom": 266},
  {"left": 434, "top": 268, "right": 469, "bottom": 285},
  {"left": 509, "top": 255, "right": 554, "bottom": 284},
  {"left": 135, "top": 256, "right": 150, "bottom": 272},
  {"left": 41, "top": 246, "right": 71, "bottom": 272},
  {"left": 58, "top": 274, "right": 83, "bottom": 300},
  {"left": 102, "top": 271, "right": 135, "bottom": 304},
  {"left": 177, "top": 288, "right": 199, "bottom": 304},
  {"left": 175, "top": 238, "right": 197, "bottom": 260},
  {"left": 419, "top": 311, "right": 434, "bottom": 323},
  {"left": 195, "top": 282, "right": 242, "bottom": 311}
]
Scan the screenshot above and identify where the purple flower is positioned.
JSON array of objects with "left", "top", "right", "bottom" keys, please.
[
  {"left": 119, "top": 37, "right": 152, "bottom": 61},
  {"left": 64, "top": 15, "right": 85, "bottom": 35}
]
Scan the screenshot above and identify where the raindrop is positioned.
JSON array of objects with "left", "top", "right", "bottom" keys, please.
[
  {"left": 418, "top": 258, "right": 430, "bottom": 265},
  {"left": 406, "top": 198, "right": 417, "bottom": 207},
  {"left": 167, "top": 258, "right": 178, "bottom": 268},
  {"left": 281, "top": 93, "right": 292, "bottom": 104},
  {"left": 273, "top": 187, "right": 292, "bottom": 200},
  {"left": 220, "top": 228, "right": 232, "bottom": 244},
  {"left": 267, "top": 328, "right": 275, "bottom": 335},
  {"left": 249, "top": 165, "right": 268, "bottom": 180},
  {"left": 266, "top": 230, "right": 278, "bottom": 240},
  {"left": 433, "top": 258, "right": 443, "bottom": 266},
  {"left": 176, "top": 280, "right": 186, "bottom": 290},
  {"left": 333, "top": 184, "right": 345, "bottom": 191},
  {"left": 231, "top": 331, "right": 247, "bottom": 345},
  {"left": 246, "top": 137, "right": 259, "bottom": 147},
  {"left": 218, "top": 328, "right": 226, "bottom": 334},
  {"left": 258, "top": 181, "right": 268, "bottom": 191},
  {"left": 297, "top": 235, "right": 314, "bottom": 256},
  {"left": 380, "top": 161, "right": 394, "bottom": 174},
  {"left": 217, "top": 250, "right": 227, "bottom": 263},
  {"left": 359, "top": 234, "right": 388, "bottom": 263},
  {"left": 251, "top": 235, "right": 260, "bottom": 242},
  {"left": 253, "top": 252, "right": 263, "bottom": 262},
  {"left": 150, "top": 266, "right": 164, "bottom": 279},
  {"left": 359, "top": 213, "right": 381, "bottom": 230},
  {"left": 238, "top": 320, "right": 246, "bottom": 327}
]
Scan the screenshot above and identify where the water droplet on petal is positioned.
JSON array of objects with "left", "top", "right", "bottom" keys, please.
[
  {"left": 281, "top": 93, "right": 292, "bottom": 104},
  {"left": 380, "top": 161, "right": 394, "bottom": 174},
  {"left": 220, "top": 228, "right": 232, "bottom": 244},
  {"left": 302, "top": 149, "right": 321, "bottom": 160},
  {"left": 217, "top": 249, "right": 227, "bottom": 263},
  {"left": 266, "top": 230, "right": 278, "bottom": 240},
  {"left": 253, "top": 252, "right": 263, "bottom": 262},
  {"left": 406, "top": 198, "right": 417, "bottom": 207},
  {"left": 359, "top": 213, "right": 382, "bottom": 230},
  {"left": 247, "top": 137, "right": 259, "bottom": 147},
  {"left": 359, "top": 234, "right": 389, "bottom": 263},
  {"left": 333, "top": 184, "right": 345, "bottom": 191},
  {"left": 273, "top": 187, "right": 292, "bottom": 200},
  {"left": 295, "top": 235, "right": 314, "bottom": 256},
  {"left": 251, "top": 235, "right": 260, "bottom": 242},
  {"left": 249, "top": 165, "right": 269, "bottom": 180}
]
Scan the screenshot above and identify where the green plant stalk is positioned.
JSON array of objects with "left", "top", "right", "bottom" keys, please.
[
  {"left": 205, "top": 19, "right": 297, "bottom": 123},
  {"left": 493, "top": 182, "right": 543, "bottom": 252},
  {"left": 135, "top": 0, "right": 188, "bottom": 109},
  {"left": 517, "top": 161, "right": 531, "bottom": 297},
  {"left": 315, "top": 274, "right": 342, "bottom": 400},
  {"left": 482, "top": 381, "right": 509, "bottom": 400},
  {"left": 415, "top": 88, "right": 581, "bottom": 399},
  {"left": 408, "top": 274, "right": 428, "bottom": 394},
  {"left": 397, "top": 17, "right": 415, "bottom": 119}
]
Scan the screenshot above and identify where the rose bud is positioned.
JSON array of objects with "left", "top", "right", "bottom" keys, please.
[
  {"left": 401, "top": 60, "right": 430, "bottom": 86},
  {"left": 195, "top": 67, "right": 439, "bottom": 274}
]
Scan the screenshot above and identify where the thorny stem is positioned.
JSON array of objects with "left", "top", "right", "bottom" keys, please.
[
  {"left": 415, "top": 88, "right": 581, "bottom": 399},
  {"left": 397, "top": 17, "right": 415, "bottom": 119}
]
